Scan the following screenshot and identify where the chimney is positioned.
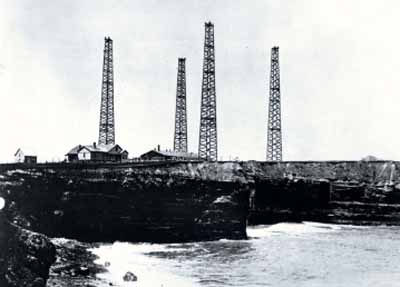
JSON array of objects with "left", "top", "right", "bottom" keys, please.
[
  {"left": 157, "top": 145, "right": 160, "bottom": 151},
  {"left": 93, "top": 142, "right": 97, "bottom": 148}
]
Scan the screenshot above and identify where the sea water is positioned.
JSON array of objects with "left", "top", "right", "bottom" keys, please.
[{"left": 91, "top": 222, "right": 400, "bottom": 287}]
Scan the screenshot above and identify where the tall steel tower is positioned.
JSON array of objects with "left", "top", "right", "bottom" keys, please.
[
  {"left": 173, "top": 58, "right": 188, "bottom": 153},
  {"left": 266, "top": 46, "right": 282, "bottom": 161},
  {"left": 199, "top": 22, "right": 218, "bottom": 161},
  {"left": 98, "top": 37, "right": 115, "bottom": 146}
]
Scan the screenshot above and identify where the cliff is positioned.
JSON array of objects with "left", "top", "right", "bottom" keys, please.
[
  {"left": 0, "top": 162, "right": 250, "bottom": 243},
  {"left": 2, "top": 160, "right": 400, "bottom": 239},
  {"left": 244, "top": 161, "right": 400, "bottom": 225},
  {"left": 2, "top": 160, "right": 400, "bottom": 243}
]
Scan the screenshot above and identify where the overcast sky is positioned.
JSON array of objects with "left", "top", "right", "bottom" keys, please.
[{"left": 1, "top": 0, "right": 400, "bottom": 162}]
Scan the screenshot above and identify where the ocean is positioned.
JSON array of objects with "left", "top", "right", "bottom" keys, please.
[{"left": 91, "top": 222, "right": 400, "bottom": 287}]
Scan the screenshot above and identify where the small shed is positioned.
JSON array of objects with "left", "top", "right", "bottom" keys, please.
[
  {"left": 121, "top": 150, "right": 129, "bottom": 160},
  {"left": 14, "top": 148, "right": 37, "bottom": 164},
  {"left": 65, "top": 145, "right": 82, "bottom": 162}
]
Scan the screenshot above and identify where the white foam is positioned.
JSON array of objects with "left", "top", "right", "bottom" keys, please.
[
  {"left": 303, "top": 221, "right": 343, "bottom": 230},
  {"left": 247, "top": 222, "right": 341, "bottom": 238},
  {"left": 51, "top": 237, "right": 74, "bottom": 245},
  {"left": 0, "top": 197, "right": 4, "bottom": 210},
  {"left": 218, "top": 238, "right": 235, "bottom": 243},
  {"left": 304, "top": 221, "right": 371, "bottom": 230},
  {"left": 91, "top": 242, "right": 198, "bottom": 287}
]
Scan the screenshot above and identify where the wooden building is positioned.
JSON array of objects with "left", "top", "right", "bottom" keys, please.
[
  {"left": 14, "top": 148, "right": 37, "bottom": 164},
  {"left": 140, "top": 149, "right": 198, "bottom": 161},
  {"left": 66, "top": 143, "right": 128, "bottom": 162}
]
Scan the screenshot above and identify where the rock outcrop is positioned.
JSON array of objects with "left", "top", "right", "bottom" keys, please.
[
  {"left": 0, "top": 212, "right": 55, "bottom": 287},
  {"left": 47, "top": 238, "right": 107, "bottom": 287}
]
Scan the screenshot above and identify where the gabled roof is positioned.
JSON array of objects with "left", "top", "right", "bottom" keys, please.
[
  {"left": 82, "top": 144, "right": 122, "bottom": 153},
  {"left": 66, "top": 145, "right": 83, "bottom": 155},
  {"left": 141, "top": 149, "right": 198, "bottom": 159},
  {"left": 14, "top": 147, "right": 37, "bottom": 157},
  {"left": 107, "top": 144, "right": 123, "bottom": 154},
  {"left": 66, "top": 144, "right": 126, "bottom": 155},
  {"left": 361, "top": 155, "right": 381, "bottom": 161}
]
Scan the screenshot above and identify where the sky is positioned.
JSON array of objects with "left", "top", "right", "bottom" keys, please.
[{"left": 1, "top": 0, "right": 400, "bottom": 162}]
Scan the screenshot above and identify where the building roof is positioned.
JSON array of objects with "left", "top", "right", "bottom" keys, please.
[
  {"left": 66, "top": 144, "right": 126, "bottom": 155},
  {"left": 14, "top": 147, "right": 37, "bottom": 157},
  {"left": 141, "top": 149, "right": 198, "bottom": 159},
  {"left": 66, "top": 145, "right": 82, "bottom": 155},
  {"left": 361, "top": 155, "right": 381, "bottom": 161},
  {"left": 80, "top": 144, "right": 117, "bottom": 153}
]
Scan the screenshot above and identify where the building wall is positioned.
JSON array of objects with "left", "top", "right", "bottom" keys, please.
[
  {"left": 67, "top": 155, "right": 78, "bottom": 162},
  {"left": 24, "top": 156, "right": 37, "bottom": 164},
  {"left": 78, "top": 149, "right": 91, "bottom": 161},
  {"left": 103, "top": 153, "right": 122, "bottom": 162},
  {"left": 14, "top": 150, "right": 24, "bottom": 163},
  {"left": 141, "top": 155, "right": 169, "bottom": 161},
  {"left": 78, "top": 151, "right": 122, "bottom": 162},
  {"left": 15, "top": 150, "right": 37, "bottom": 163}
]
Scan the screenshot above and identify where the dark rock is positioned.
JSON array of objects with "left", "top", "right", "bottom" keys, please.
[
  {"left": 123, "top": 271, "right": 137, "bottom": 282},
  {"left": 47, "top": 238, "right": 107, "bottom": 287},
  {"left": 0, "top": 213, "right": 55, "bottom": 287},
  {"left": 32, "top": 277, "right": 45, "bottom": 287}
]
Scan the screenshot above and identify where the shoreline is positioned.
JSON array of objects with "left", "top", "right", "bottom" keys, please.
[
  {"left": 47, "top": 238, "right": 110, "bottom": 287},
  {"left": 3, "top": 160, "right": 400, "bottom": 285},
  {"left": 1, "top": 220, "right": 393, "bottom": 286}
]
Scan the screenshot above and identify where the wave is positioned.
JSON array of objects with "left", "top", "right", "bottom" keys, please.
[
  {"left": 246, "top": 222, "right": 342, "bottom": 238},
  {"left": 91, "top": 241, "right": 198, "bottom": 287}
]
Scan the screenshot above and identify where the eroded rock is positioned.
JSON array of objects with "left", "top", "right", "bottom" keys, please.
[{"left": 0, "top": 214, "right": 55, "bottom": 287}]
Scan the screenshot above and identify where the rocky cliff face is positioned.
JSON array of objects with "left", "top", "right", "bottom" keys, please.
[
  {"left": 245, "top": 161, "right": 400, "bottom": 225},
  {"left": 0, "top": 162, "right": 250, "bottom": 243},
  {"left": 0, "top": 213, "right": 55, "bottom": 287},
  {"left": 2, "top": 160, "right": 400, "bottom": 244},
  {"left": 248, "top": 177, "right": 331, "bottom": 224},
  {"left": 243, "top": 160, "right": 399, "bottom": 185}
]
